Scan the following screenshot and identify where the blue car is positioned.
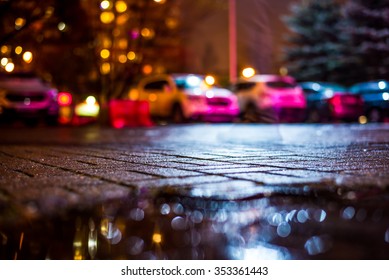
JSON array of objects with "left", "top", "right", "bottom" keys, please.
[
  {"left": 349, "top": 80, "right": 389, "bottom": 122},
  {"left": 300, "top": 82, "right": 364, "bottom": 123}
]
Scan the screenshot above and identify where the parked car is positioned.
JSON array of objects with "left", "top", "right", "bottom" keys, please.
[
  {"left": 0, "top": 72, "right": 59, "bottom": 125},
  {"left": 135, "top": 73, "right": 240, "bottom": 123},
  {"left": 232, "top": 74, "right": 306, "bottom": 123},
  {"left": 349, "top": 80, "right": 389, "bottom": 122},
  {"left": 300, "top": 82, "right": 364, "bottom": 123}
]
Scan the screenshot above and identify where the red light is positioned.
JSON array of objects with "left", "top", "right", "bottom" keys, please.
[{"left": 58, "top": 92, "right": 72, "bottom": 106}]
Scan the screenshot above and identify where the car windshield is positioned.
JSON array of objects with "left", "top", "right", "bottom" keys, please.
[
  {"left": 174, "top": 75, "right": 205, "bottom": 89},
  {"left": 266, "top": 81, "right": 296, "bottom": 89}
]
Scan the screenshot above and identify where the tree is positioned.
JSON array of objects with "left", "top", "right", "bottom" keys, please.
[
  {"left": 282, "top": 0, "right": 347, "bottom": 83},
  {"left": 342, "top": 0, "right": 389, "bottom": 82}
]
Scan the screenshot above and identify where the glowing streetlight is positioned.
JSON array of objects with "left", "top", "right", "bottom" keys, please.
[
  {"left": 229, "top": 0, "right": 237, "bottom": 83},
  {"left": 242, "top": 67, "right": 255, "bottom": 78},
  {"left": 5, "top": 62, "right": 15, "bottom": 72},
  {"left": 205, "top": 75, "right": 216, "bottom": 86},
  {"left": 22, "top": 51, "right": 33, "bottom": 63}
]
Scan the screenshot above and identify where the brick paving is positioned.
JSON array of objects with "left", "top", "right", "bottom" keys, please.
[{"left": 0, "top": 123, "right": 388, "bottom": 227}]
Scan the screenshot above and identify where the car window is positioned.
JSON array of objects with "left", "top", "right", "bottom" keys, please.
[
  {"left": 266, "top": 81, "right": 296, "bottom": 89},
  {"left": 144, "top": 80, "right": 169, "bottom": 91},
  {"left": 234, "top": 82, "right": 256, "bottom": 91},
  {"left": 359, "top": 89, "right": 386, "bottom": 95},
  {"left": 302, "top": 88, "right": 317, "bottom": 95}
]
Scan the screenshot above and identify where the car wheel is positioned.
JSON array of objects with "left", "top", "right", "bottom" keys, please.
[
  {"left": 46, "top": 116, "right": 59, "bottom": 126},
  {"left": 171, "top": 104, "right": 185, "bottom": 124},
  {"left": 24, "top": 118, "right": 39, "bottom": 127},
  {"left": 241, "top": 104, "right": 259, "bottom": 123},
  {"left": 307, "top": 109, "right": 321, "bottom": 123},
  {"left": 368, "top": 108, "right": 382, "bottom": 122}
]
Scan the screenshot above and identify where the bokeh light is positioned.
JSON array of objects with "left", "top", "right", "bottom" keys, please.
[
  {"left": 242, "top": 67, "right": 255, "bottom": 78},
  {"left": 5, "top": 62, "right": 14, "bottom": 72},
  {"left": 15, "top": 46, "right": 23, "bottom": 55},
  {"left": 127, "top": 51, "right": 136, "bottom": 61},
  {"left": 100, "top": 11, "right": 115, "bottom": 24},
  {"left": 100, "top": 62, "right": 110, "bottom": 74},
  {"left": 115, "top": 1, "right": 127, "bottom": 13},
  {"left": 22, "top": 51, "right": 33, "bottom": 63},
  {"left": 100, "top": 49, "right": 110, "bottom": 59},
  {"left": 100, "top": 0, "right": 111, "bottom": 10}
]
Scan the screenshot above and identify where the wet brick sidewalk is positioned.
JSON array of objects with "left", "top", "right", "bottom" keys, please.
[
  {"left": 1, "top": 124, "right": 389, "bottom": 223},
  {"left": 0, "top": 123, "right": 389, "bottom": 259}
]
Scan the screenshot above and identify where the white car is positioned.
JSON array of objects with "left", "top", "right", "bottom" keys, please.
[
  {"left": 233, "top": 74, "right": 307, "bottom": 123},
  {"left": 136, "top": 73, "right": 240, "bottom": 123}
]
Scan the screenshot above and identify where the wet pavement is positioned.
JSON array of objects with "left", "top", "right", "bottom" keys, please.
[{"left": 0, "top": 123, "right": 389, "bottom": 260}]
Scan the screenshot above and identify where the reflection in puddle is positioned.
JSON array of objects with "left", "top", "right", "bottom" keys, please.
[{"left": 1, "top": 189, "right": 389, "bottom": 260}]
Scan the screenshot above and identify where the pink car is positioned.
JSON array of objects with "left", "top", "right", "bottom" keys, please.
[
  {"left": 0, "top": 72, "right": 59, "bottom": 125},
  {"left": 233, "top": 75, "right": 307, "bottom": 123}
]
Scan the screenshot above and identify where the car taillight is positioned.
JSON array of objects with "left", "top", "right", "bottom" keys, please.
[
  {"left": 58, "top": 92, "right": 72, "bottom": 106},
  {"left": 329, "top": 95, "right": 342, "bottom": 107}
]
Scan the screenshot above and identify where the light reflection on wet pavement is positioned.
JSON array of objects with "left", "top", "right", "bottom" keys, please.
[{"left": 1, "top": 187, "right": 389, "bottom": 260}]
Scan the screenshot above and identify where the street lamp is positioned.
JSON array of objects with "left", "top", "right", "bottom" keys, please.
[{"left": 229, "top": 0, "right": 237, "bottom": 84}]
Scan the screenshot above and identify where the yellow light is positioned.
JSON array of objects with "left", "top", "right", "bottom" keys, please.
[
  {"left": 154, "top": 0, "right": 166, "bottom": 3},
  {"left": 127, "top": 51, "right": 136, "bottom": 61},
  {"left": 100, "top": 11, "right": 115, "bottom": 24},
  {"left": 242, "top": 67, "right": 255, "bottom": 78},
  {"left": 118, "top": 38, "right": 128, "bottom": 49},
  {"left": 152, "top": 233, "right": 162, "bottom": 243},
  {"left": 100, "top": 49, "right": 110, "bottom": 59},
  {"left": 1, "top": 45, "right": 9, "bottom": 54},
  {"left": 23, "top": 51, "right": 33, "bottom": 63},
  {"left": 142, "top": 64, "right": 153, "bottom": 75},
  {"left": 128, "top": 88, "right": 139, "bottom": 100},
  {"left": 5, "top": 62, "right": 15, "bottom": 72},
  {"left": 75, "top": 101, "right": 100, "bottom": 117},
  {"left": 359, "top": 115, "right": 368, "bottom": 124},
  {"left": 1, "top": 58, "right": 8, "bottom": 66},
  {"left": 148, "top": 93, "right": 157, "bottom": 102},
  {"left": 102, "top": 37, "right": 112, "bottom": 48},
  {"left": 58, "top": 22, "right": 66, "bottom": 31},
  {"left": 15, "top": 18, "right": 26, "bottom": 30},
  {"left": 101, "top": 62, "right": 110, "bottom": 74},
  {"left": 205, "top": 75, "right": 215, "bottom": 86},
  {"left": 165, "top": 18, "right": 179, "bottom": 29},
  {"left": 100, "top": 0, "right": 111, "bottom": 9},
  {"left": 115, "top": 1, "right": 127, "bottom": 13},
  {"left": 116, "top": 14, "right": 129, "bottom": 25},
  {"left": 118, "top": 54, "right": 127, "bottom": 63},
  {"left": 15, "top": 46, "right": 23, "bottom": 55},
  {"left": 86, "top": 96, "right": 96, "bottom": 105},
  {"left": 279, "top": 66, "right": 288, "bottom": 76},
  {"left": 141, "top": 28, "right": 155, "bottom": 39}
]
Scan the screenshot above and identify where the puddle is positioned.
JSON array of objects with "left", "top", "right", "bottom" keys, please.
[{"left": 1, "top": 189, "right": 389, "bottom": 260}]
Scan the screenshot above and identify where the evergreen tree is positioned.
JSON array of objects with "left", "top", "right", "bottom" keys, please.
[
  {"left": 283, "top": 0, "right": 346, "bottom": 83},
  {"left": 342, "top": 0, "right": 389, "bottom": 82}
]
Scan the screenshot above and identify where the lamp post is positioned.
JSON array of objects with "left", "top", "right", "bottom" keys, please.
[{"left": 229, "top": 0, "right": 237, "bottom": 83}]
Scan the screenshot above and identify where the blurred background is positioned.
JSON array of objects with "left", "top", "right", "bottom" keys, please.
[{"left": 0, "top": 0, "right": 388, "bottom": 126}]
